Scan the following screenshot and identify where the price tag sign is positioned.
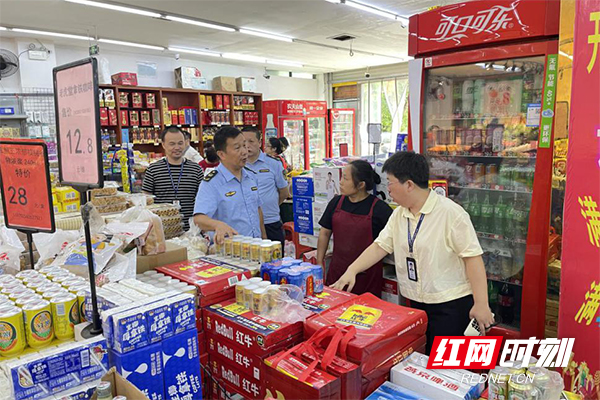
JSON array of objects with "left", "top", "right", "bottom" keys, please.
[
  {"left": 53, "top": 57, "right": 103, "bottom": 189},
  {"left": 0, "top": 140, "right": 55, "bottom": 233}
]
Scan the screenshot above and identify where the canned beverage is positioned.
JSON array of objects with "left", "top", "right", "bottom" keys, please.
[
  {"left": 488, "top": 367, "right": 510, "bottom": 400},
  {"left": 527, "top": 357, "right": 538, "bottom": 369},
  {"left": 251, "top": 240, "right": 262, "bottom": 263},
  {"left": 269, "top": 266, "right": 283, "bottom": 284},
  {"left": 179, "top": 285, "right": 197, "bottom": 297},
  {"left": 42, "top": 287, "right": 69, "bottom": 299},
  {"left": 278, "top": 269, "right": 291, "bottom": 285},
  {"left": 8, "top": 287, "right": 33, "bottom": 301},
  {"left": 252, "top": 288, "right": 266, "bottom": 315},
  {"left": 0, "top": 307, "right": 26, "bottom": 357},
  {"left": 45, "top": 269, "right": 69, "bottom": 280},
  {"left": 474, "top": 163, "right": 486, "bottom": 184},
  {"left": 298, "top": 268, "right": 311, "bottom": 296},
  {"left": 52, "top": 275, "right": 74, "bottom": 285},
  {"left": 216, "top": 240, "right": 225, "bottom": 257},
  {"left": 232, "top": 237, "right": 243, "bottom": 259},
  {"left": 235, "top": 280, "right": 252, "bottom": 306},
  {"left": 51, "top": 293, "right": 79, "bottom": 340},
  {"left": 287, "top": 271, "right": 302, "bottom": 290},
  {"left": 508, "top": 374, "right": 539, "bottom": 400},
  {"left": 241, "top": 239, "right": 252, "bottom": 261},
  {"left": 16, "top": 270, "right": 40, "bottom": 281},
  {"left": 0, "top": 275, "right": 17, "bottom": 285},
  {"left": 310, "top": 265, "right": 324, "bottom": 293},
  {"left": 486, "top": 164, "right": 498, "bottom": 186},
  {"left": 527, "top": 367, "right": 550, "bottom": 398},
  {"left": 22, "top": 300, "right": 54, "bottom": 348},
  {"left": 77, "top": 290, "right": 90, "bottom": 322},
  {"left": 507, "top": 366, "right": 527, "bottom": 376},
  {"left": 113, "top": 396, "right": 127, "bottom": 400},
  {"left": 158, "top": 276, "right": 172, "bottom": 284},
  {"left": 270, "top": 241, "right": 282, "bottom": 260},
  {"left": 68, "top": 283, "right": 88, "bottom": 295},
  {"left": 243, "top": 285, "right": 259, "bottom": 309},
  {"left": 224, "top": 237, "right": 234, "bottom": 256},
  {"left": 15, "top": 294, "right": 42, "bottom": 307},
  {"left": 266, "top": 285, "right": 281, "bottom": 310},
  {"left": 38, "top": 266, "right": 61, "bottom": 276},
  {"left": 96, "top": 381, "right": 112, "bottom": 400},
  {"left": 261, "top": 264, "right": 272, "bottom": 282},
  {"left": 260, "top": 243, "right": 273, "bottom": 263}
]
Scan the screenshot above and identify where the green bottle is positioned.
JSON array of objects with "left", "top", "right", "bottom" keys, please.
[
  {"left": 493, "top": 195, "right": 507, "bottom": 237},
  {"left": 469, "top": 193, "right": 482, "bottom": 232},
  {"left": 488, "top": 280, "right": 499, "bottom": 312},
  {"left": 480, "top": 193, "right": 494, "bottom": 234}
]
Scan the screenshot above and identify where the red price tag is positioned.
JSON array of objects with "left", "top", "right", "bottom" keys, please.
[
  {"left": 0, "top": 140, "right": 55, "bottom": 232},
  {"left": 53, "top": 58, "right": 103, "bottom": 188}
]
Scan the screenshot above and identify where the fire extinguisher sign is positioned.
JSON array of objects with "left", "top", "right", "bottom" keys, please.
[{"left": 539, "top": 54, "right": 559, "bottom": 149}]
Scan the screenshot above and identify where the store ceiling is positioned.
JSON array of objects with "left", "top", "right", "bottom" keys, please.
[{"left": 0, "top": 0, "right": 462, "bottom": 73}]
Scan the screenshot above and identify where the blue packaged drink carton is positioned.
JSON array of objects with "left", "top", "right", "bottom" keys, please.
[
  {"left": 365, "top": 381, "right": 430, "bottom": 400},
  {"left": 113, "top": 308, "right": 149, "bottom": 353},
  {"left": 146, "top": 301, "right": 174, "bottom": 344},
  {"left": 79, "top": 337, "right": 109, "bottom": 383},
  {"left": 110, "top": 343, "right": 164, "bottom": 400},
  {"left": 162, "top": 328, "right": 202, "bottom": 400},
  {"left": 171, "top": 294, "right": 195, "bottom": 334}
]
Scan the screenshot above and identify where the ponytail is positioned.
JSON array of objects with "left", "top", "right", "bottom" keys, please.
[{"left": 349, "top": 160, "right": 380, "bottom": 191}]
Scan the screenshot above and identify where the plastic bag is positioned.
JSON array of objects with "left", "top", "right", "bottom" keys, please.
[
  {"left": 53, "top": 234, "right": 121, "bottom": 274},
  {"left": 0, "top": 227, "right": 25, "bottom": 252},
  {"left": 261, "top": 284, "right": 312, "bottom": 324},
  {"left": 97, "top": 251, "right": 136, "bottom": 285},
  {"left": 104, "top": 221, "right": 149, "bottom": 247},
  {"left": 119, "top": 199, "right": 166, "bottom": 255},
  {"left": 0, "top": 245, "right": 21, "bottom": 273},
  {"left": 184, "top": 218, "right": 209, "bottom": 254},
  {"left": 33, "top": 230, "right": 79, "bottom": 263}
]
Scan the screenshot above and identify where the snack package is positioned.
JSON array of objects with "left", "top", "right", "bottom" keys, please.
[{"left": 119, "top": 199, "right": 166, "bottom": 255}]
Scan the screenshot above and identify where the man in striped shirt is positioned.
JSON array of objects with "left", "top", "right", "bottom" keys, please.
[{"left": 142, "top": 127, "right": 204, "bottom": 231}]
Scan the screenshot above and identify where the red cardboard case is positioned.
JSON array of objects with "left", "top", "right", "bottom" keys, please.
[
  {"left": 204, "top": 299, "right": 303, "bottom": 356},
  {"left": 111, "top": 72, "right": 138, "bottom": 86},
  {"left": 304, "top": 293, "right": 427, "bottom": 375},
  {"left": 302, "top": 287, "right": 357, "bottom": 314},
  {"left": 210, "top": 353, "right": 264, "bottom": 399}
]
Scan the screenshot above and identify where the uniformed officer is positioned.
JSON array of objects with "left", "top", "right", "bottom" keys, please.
[
  {"left": 242, "top": 127, "right": 289, "bottom": 244},
  {"left": 193, "top": 126, "right": 267, "bottom": 244}
]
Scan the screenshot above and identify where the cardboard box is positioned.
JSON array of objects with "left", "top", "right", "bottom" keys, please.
[
  {"left": 136, "top": 242, "right": 187, "bottom": 273},
  {"left": 175, "top": 66, "right": 207, "bottom": 90},
  {"left": 91, "top": 367, "right": 147, "bottom": 400},
  {"left": 313, "top": 166, "right": 342, "bottom": 202},
  {"left": 118, "top": 92, "right": 129, "bottom": 108},
  {"left": 203, "top": 299, "right": 303, "bottom": 356},
  {"left": 109, "top": 344, "right": 164, "bottom": 400},
  {"left": 162, "top": 328, "right": 203, "bottom": 400},
  {"left": 100, "top": 107, "right": 109, "bottom": 126},
  {"left": 302, "top": 287, "right": 358, "bottom": 314},
  {"left": 111, "top": 72, "right": 138, "bottom": 86},
  {"left": 108, "top": 108, "right": 118, "bottom": 126},
  {"left": 382, "top": 276, "right": 399, "bottom": 305},
  {"left": 304, "top": 293, "right": 428, "bottom": 375},
  {"left": 213, "top": 76, "right": 237, "bottom": 92},
  {"left": 365, "top": 381, "right": 429, "bottom": 400},
  {"left": 236, "top": 77, "right": 257, "bottom": 93},
  {"left": 210, "top": 349, "right": 264, "bottom": 398}
]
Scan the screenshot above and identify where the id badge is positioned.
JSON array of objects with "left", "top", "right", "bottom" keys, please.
[{"left": 406, "top": 257, "right": 418, "bottom": 282}]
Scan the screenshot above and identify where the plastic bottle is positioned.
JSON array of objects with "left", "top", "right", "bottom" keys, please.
[
  {"left": 265, "top": 114, "right": 277, "bottom": 138},
  {"left": 493, "top": 195, "right": 507, "bottom": 237},
  {"left": 468, "top": 193, "right": 482, "bottom": 232},
  {"left": 462, "top": 80, "right": 474, "bottom": 115},
  {"left": 514, "top": 194, "right": 529, "bottom": 240},
  {"left": 498, "top": 283, "right": 515, "bottom": 325},
  {"left": 473, "top": 79, "right": 485, "bottom": 116},
  {"left": 480, "top": 193, "right": 493, "bottom": 234},
  {"left": 488, "top": 281, "right": 499, "bottom": 313},
  {"left": 284, "top": 240, "right": 296, "bottom": 259}
]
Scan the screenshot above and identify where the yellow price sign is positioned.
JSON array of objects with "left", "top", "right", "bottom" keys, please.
[
  {"left": 223, "top": 303, "right": 249, "bottom": 315},
  {"left": 196, "top": 266, "right": 232, "bottom": 278}
]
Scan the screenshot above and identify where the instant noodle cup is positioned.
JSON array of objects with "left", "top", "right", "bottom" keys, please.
[
  {"left": 16, "top": 270, "right": 40, "bottom": 281},
  {"left": 0, "top": 307, "right": 26, "bottom": 357},
  {"left": 26, "top": 280, "right": 49, "bottom": 292},
  {"left": 51, "top": 293, "right": 79, "bottom": 340},
  {"left": 51, "top": 274, "right": 75, "bottom": 285},
  {"left": 42, "top": 288, "right": 69, "bottom": 300},
  {"left": 67, "top": 283, "right": 88, "bottom": 295},
  {"left": 8, "top": 287, "right": 33, "bottom": 301},
  {"left": 22, "top": 300, "right": 54, "bottom": 348},
  {"left": 15, "top": 294, "right": 43, "bottom": 307},
  {"left": 0, "top": 275, "right": 17, "bottom": 285}
]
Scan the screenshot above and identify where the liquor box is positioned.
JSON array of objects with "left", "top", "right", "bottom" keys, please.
[
  {"left": 203, "top": 299, "right": 303, "bottom": 356},
  {"left": 236, "top": 77, "right": 257, "bottom": 93},
  {"left": 175, "top": 66, "right": 207, "bottom": 90},
  {"left": 365, "top": 381, "right": 430, "bottom": 400},
  {"left": 304, "top": 293, "right": 428, "bottom": 375},
  {"left": 213, "top": 76, "right": 237, "bottom": 92},
  {"left": 111, "top": 72, "right": 138, "bottom": 86}
]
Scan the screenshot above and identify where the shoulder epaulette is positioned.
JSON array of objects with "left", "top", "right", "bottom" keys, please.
[
  {"left": 267, "top": 154, "right": 284, "bottom": 165},
  {"left": 244, "top": 166, "right": 257, "bottom": 174},
  {"left": 204, "top": 170, "right": 218, "bottom": 181}
]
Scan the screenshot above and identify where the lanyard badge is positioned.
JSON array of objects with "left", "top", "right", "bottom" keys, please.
[
  {"left": 166, "top": 159, "right": 185, "bottom": 200},
  {"left": 406, "top": 214, "right": 425, "bottom": 282}
]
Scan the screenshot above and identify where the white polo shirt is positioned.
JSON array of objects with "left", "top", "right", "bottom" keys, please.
[{"left": 374, "top": 190, "right": 483, "bottom": 304}]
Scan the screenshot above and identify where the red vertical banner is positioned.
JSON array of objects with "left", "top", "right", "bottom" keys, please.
[{"left": 558, "top": 1, "right": 600, "bottom": 397}]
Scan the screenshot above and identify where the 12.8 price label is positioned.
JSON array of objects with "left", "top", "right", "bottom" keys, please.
[{"left": 0, "top": 140, "right": 55, "bottom": 232}]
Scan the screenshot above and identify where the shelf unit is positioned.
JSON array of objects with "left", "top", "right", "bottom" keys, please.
[{"left": 99, "top": 84, "right": 263, "bottom": 155}]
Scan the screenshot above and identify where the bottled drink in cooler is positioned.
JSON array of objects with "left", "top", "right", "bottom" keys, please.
[
  {"left": 480, "top": 194, "right": 494, "bottom": 234},
  {"left": 468, "top": 193, "right": 482, "bottom": 231},
  {"left": 498, "top": 283, "right": 515, "bottom": 325},
  {"left": 488, "top": 281, "right": 499, "bottom": 313},
  {"left": 514, "top": 193, "right": 529, "bottom": 240},
  {"left": 473, "top": 79, "right": 485, "bottom": 116},
  {"left": 493, "top": 195, "right": 507, "bottom": 237},
  {"left": 462, "top": 80, "right": 474, "bottom": 115}
]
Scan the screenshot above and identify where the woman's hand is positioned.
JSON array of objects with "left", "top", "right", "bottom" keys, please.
[
  {"left": 469, "top": 303, "right": 495, "bottom": 334},
  {"left": 331, "top": 270, "right": 357, "bottom": 292}
]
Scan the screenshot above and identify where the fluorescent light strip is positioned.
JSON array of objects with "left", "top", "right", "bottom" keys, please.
[
  {"left": 168, "top": 46, "right": 221, "bottom": 58},
  {"left": 0, "top": 27, "right": 7, "bottom": 31},
  {"left": 344, "top": 0, "right": 409, "bottom": 24},
  {"left": 222, "top": 53, "right": 266, "bottom": 63},
  {"left": 12, "top": 28, "right": 89, "bottom": 41},
  {"left": 99, "top": 38, "right": 164, "bottom": 50},
  {"left": 239, "top": 28, "right": 293, "bottom": 43},
  {"left": 164, "top": 15, "right": 235, "bottom": 32},
  {"left": 65, "top": 0, "right": 161, "bottom": 18},
  {"left": 266, "top": 59, "right": 304, "bottom": 68}
]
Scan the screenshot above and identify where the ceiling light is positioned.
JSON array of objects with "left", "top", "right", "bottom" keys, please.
[
  {"left": 99, "top": 38, "right": 164, "bottom": 50},
  {"left": 64, "top": 0, "right": 161, "bottom": 18},
  {"left": 12, "top": 28, "right": 89, "bottom": 41},
  {"left": 164, "top": 15, "right": 235, "bottom": 32},
  {"left": 222, "top": 53, "right": 266, "bottom": 63},
  {"left": 0, "top": 27, "right": 7, "bottom": 31},
  {"left": 239, "top": 28, "right": 293, "bottom": 43},
  {"left": 168, "top": 46, "right": 221, "bottom": 57},
  {"left": 345, "top": 0, "right": 408, "bottom": 24},
  {"left": 324, "top": 0, "right": 342, "bottom": 3},
  {"left": 266, "top": 59, "right": 304, "bottom": 68}
]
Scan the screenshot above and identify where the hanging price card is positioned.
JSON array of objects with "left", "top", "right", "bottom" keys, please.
[
  {"left": 0, "top": 140, "right": 55, "bottom": 232},
  {"left": 53, "top": 57, "right": 103, "bottom": 189}
]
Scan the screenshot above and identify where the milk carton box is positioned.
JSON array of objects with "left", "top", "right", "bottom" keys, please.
[
  {"left": 110, "top": 343, "right": 164, "bottom": 400},
  {"left": 79, "top": 337, "right": 109, "bottom": 383},
  {"left": 112, "top": 308, "right": 148, "bottom": 353},
  {"left": 162, "top": 328, "right": 202, "bottom": 400},
  {"left": 170, "top": 294, "right": 195, "bottom": 334},
  {"left": 146, "top": 300, "right": 174, "bottom": 344}
]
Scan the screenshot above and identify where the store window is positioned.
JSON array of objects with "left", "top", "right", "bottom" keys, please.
[{"left": 358, "top": 77, "right": 409, "bottom": 156}]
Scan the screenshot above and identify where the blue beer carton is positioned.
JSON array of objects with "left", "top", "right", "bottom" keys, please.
[
  {"left": 146, "top": 300, "right": 174, "bottom": 344},
  {"left": 162, "top": 328, "right": 202, "bottom": 400},
  {"left": 110, "top": 343, "right": 165, "bottom": 400},
  {"left": 170, "top": 294, "right": 195, "bottom": 334},
  {"left": 112, "top": 308, "right": 149, "bottom": 353}
]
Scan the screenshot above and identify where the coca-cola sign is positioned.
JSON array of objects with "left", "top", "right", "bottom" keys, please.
[{"left": 409, "top": 0, "right": 559, "bottom": 56}]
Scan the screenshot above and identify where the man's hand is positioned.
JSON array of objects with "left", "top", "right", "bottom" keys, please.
[
  {"left": 214, "top": 222, "right": 238, "bottom": 245},
  {"left": 469, "top": 303, "right": 495, "bottom": 334},
  {"left": 331, "top": 270, "right": 357, "bottom": 293}
]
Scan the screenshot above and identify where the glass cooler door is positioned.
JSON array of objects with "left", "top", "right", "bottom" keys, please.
[
  {"left": 308, "top": 116, "right": 327, "bottom": 167},
  {"left": 423, "top": 56, "right": 546, "bottom": 331},
  {"left": 283, "top": 118, "right": 305, "bottom": 170},
  {"left": 331, "top": 109, "right": 355, "bottom": 157}
]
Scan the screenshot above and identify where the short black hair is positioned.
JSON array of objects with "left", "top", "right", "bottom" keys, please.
[
  {"left": 182, "top": 130, "right": 191, "bottom": 140},
  {"left": 214, "top": 126, "right": 242, "bottom": 153},
  {"left": 382, "top": 151, "right": 429, "bottom": 189},
  {"left": 241, "top": 126, "right": 261, "bottom": 141},
  {"left": 160, "top": 126, "right": 185, "bottom": 142},
  {"left": 205, "top": 146, "right": 218, "bottom": 163},
  {"left": 349, "top": 160, "right": 381, "bottom": 191},
  {"left": 268, "top": 137, "right": 286, "bottom": 155}
]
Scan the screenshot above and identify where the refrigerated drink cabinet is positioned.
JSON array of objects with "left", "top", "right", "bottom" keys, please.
[
  {"left": 262, "top": 100, "right": 328, "bottom": 170},
  {"left": 408, "top": 0, "right": 559, "bottom": 339},
  {"left": 329, "top": 108, "right": 356, "bottom": 157}
]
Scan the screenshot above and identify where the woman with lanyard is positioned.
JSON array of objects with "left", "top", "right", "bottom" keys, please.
[
  {"left": 142, "top": 127, "right": 204, "bottom": 231},
  {"left": 316, "top": 160, "right": 393, "bottom": 296}
]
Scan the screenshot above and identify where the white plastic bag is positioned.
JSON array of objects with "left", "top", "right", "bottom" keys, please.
[
  {"left": 33, "top": 230, "right": 79, "bottom": 263},
  {"left": 0, "top": 227, "right": 24, "bottom": 252},
  {"left": 261, "top": 285, "right": 312, "bottom": 324}
]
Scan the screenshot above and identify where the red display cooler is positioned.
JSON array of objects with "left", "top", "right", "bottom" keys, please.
[
  {"left": 408, "top": 0, "right": 559, "bottom": 339},
  {"left": 328, "top": 108, "right": 356, "bottom": 157},
  {"left": 263, "top": 100, "right": 328, "bottom": 170}
]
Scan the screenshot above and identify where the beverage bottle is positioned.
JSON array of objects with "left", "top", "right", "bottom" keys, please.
[
  {"left": 493, "top": 195, "right": 507, "bottom": 237},
  {"left": 488, "top": 281, "right": 499, "bottom": 313},
  {"left": 473, "top": 79, "right": 485, "bottom": 116},
  {"left": 462, "top": 80, "right": 474, "bottom": 115},
  {"left": 265, "top": 114, "right": 277, "bottom": 138},
  {"left": 468, "top": 193, "right": 482, "bottom": 232},
  {"left": 498, "top": 283, "right": 515, "bottom": 325},
  {"left": 480, "top": 193, "right": 493, "bottom": 234},
  {"left": 514, "top": 194, "right": 529, "bottom": 240}
]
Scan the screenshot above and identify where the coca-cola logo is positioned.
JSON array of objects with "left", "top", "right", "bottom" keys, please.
[{"left": 433, "top": 5, "right": 517, "bottom": 43}]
